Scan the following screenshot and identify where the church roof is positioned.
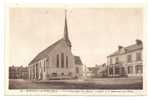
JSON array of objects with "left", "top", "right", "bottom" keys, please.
[
  {"left": 29, "top": 38, "right": 64, "bottom": 65},
  {"left": 74, "top": 56, "right": 83, "bottom": 65},
  {"left": 108, "top": 42, "right": 143, "bottom": 57}
]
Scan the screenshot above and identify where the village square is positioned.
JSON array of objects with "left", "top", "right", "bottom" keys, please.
[{"left": 8, "top": 8, "right": 143, "bottom": 89}]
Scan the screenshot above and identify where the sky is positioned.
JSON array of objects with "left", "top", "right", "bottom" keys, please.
[{"left": 8, "top": 7, "right": 143, "bottom": 67}]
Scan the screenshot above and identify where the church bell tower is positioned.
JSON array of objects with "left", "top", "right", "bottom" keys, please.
[{"left": 64, "top": 9, "right": 72, "bottom": 48}]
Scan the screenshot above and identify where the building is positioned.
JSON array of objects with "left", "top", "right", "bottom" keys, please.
[
  {"left": 74, "top": 56, "right": 83, "bottom": 79},
  {"left": 21, "top": 67, "right": 29, "bottom": 79},
  {"left": 85, "top": 64, "right": 107, "bottom": 78},
  {"left": 96, "top": 64, "right": 107, "bottom": 77},
  {"left": 9, "top": 65, "right": 28, "bottom": 79},
  {"left": 107, "top": 39, "right": 143, "bottom": 77},
  {"left": 86, "top": 67, "right": 97, "bottom": 78},
  {"left": 28, "top": 11, "right": 83, "bottom": 80}
]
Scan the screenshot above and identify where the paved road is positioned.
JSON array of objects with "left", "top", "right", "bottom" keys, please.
[{"left": 9, "top": 78, "right": 143, "bottom": 89}]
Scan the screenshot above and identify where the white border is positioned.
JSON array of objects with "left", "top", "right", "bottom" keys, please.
[
  {"left": 1, "top": 0, "right": 150, "bottom": 99},
  {"left": 5, "top": 3, "right": 147, "bottom": 96}
]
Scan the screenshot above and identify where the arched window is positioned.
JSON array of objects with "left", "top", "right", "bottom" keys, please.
[
  {"left": 66, "top": 56, "right": 68, "bottom": 68},
  {"left": 44, "top": 60, "right": 45, "bottom": 72},
  {"left": 56, "top": 54, "right": 59, "bottom": 68},
  {"left": 61, "top": 53, "right": 64, "bottom": 68}
]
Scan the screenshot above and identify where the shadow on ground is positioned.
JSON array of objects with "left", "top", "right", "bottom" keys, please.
[{"left": 9, "top": 77, "right": 143, "bottom": 89}]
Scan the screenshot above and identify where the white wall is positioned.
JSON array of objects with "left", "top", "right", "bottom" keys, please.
[{"left": 47, "top": 39, "right": 76, "bottom": 78}]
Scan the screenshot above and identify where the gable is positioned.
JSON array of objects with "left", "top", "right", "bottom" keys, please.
[{"left": 29, "top": 38, "right": 64, "bottom": 65}]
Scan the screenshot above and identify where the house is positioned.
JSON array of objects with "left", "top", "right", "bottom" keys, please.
[
  {"left": 74, "top": 56, "right": 83, "bottom": 79},
  {"left": 96, "top": 64, "right": 107, "bottom": 77},
  {"left": 86, "top": 67, "right": 98, "bottom": 78},
  {"left": 28, "top": 10, "right": 83, "bottom": 80},
  {"left": 85, "top": 64, "right": 107, "bottom": 78},
  {"left": 9, "top": 65, "right": 28, "bottom": 79},
  {"left": 107, "top": 39, "right": 143, "bottom": 77}
]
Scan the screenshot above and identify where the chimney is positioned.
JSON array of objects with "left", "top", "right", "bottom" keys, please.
[
  {"left": 136, "top": 39, "right": 142, "bottom": 45},
  {"left": 118, "top": 45, "right": 123, "bottom": 50}
]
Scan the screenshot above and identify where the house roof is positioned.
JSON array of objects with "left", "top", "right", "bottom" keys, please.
[
  {"left": 74, "top": 56, "right": 83, "bottom": 65},
  {"left": 29, "top": 38, "right": 64, "bottom": 65},
  {"left": 108, "top": 43, "right": 143, "bottom": 57},
  {"left": 125, "top": 44, "right": 142, "bottom": 52}
]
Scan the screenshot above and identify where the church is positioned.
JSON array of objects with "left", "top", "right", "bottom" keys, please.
[{"left": 28, "top": 10, "right": 83, "bottom": 80}]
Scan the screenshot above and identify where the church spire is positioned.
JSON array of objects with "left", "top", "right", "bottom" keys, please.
[{"left": 64, "top": 9, "right": 71, "bottom": 48}]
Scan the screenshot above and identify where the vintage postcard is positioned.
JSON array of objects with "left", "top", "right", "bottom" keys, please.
[{"left": 5, "top": 4, "right": 147, "bottom": 96}]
